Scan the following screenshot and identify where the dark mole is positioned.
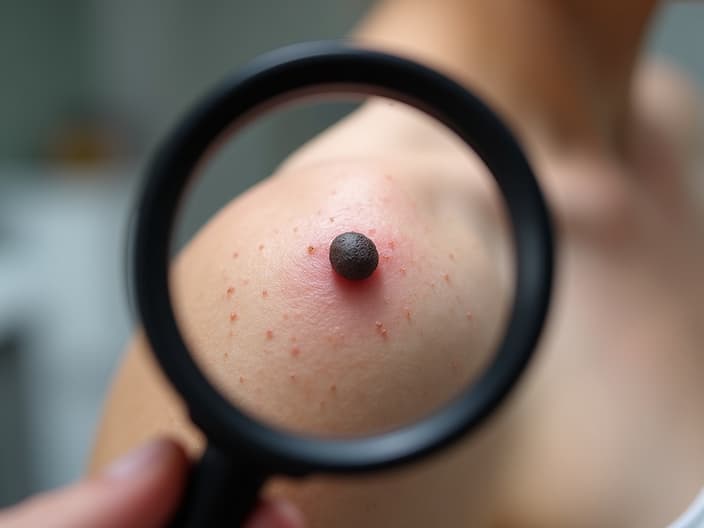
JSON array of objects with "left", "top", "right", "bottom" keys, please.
[{"left": 329, "top": 232, "right": 379, "bottom": 280}]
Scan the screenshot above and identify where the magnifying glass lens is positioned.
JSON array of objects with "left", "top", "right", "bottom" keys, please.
[{"left": 168, "top": 95, "right": 514, "bottom": 439}]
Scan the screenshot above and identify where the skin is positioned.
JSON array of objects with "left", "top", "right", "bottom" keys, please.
[
  {"left": 0, "top": 439, "right": 302, "bottom": 528},
  {"left": 90, "top": 1, "right": 704, "bottom": 527}
]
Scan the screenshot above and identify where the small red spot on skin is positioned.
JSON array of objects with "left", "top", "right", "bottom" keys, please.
[
  {"left": 404, "top": 307, "right": 412, "bottom": 321},
  {"left": 241, "top": 278, "right": 250, "bottom": 286},
  {"left": 262, "top": 289, "right": 268, "bottom": 298},
  {"left": 384, "top": 296, "right": 391, "bottom": 305},
  {"left": 258, "top": 244, "right": 265, "bottom": 251},
  {"left": 385, "top": 174, "right": 393, "bottom": 182},
  {"left": 307, "top": 245, "right": 316, "bottom": 255},
  {"left": 226, "top": 286, "right": 235, "bottom": 297},
  {"left": 223, "top": 351, "right": 229, "bottom": 359},
  {"left": 293, "top": 226, "right": 299, "bottom": 233},
  {"left": 232, "top": 251, "right": 239, "bottom": 259},
  {"left": 291, "top": 346, "right": 301, "bottom": 357},
  {"left": 375, "top": 321, "right": 388, "bottom": 339},
  {"left": 451, "top": 360, "right": 459, "bottom": 372},
  {"left": 399, "top": 266, "right": 407, "bottom": 276},
  {"left": 329, "top": 384, "right": 337, "bottom": 393},
  {"left": 229, "top": 330, "right": 234, "bottom": 337},
  {"left": 449, "top": 253, "right": 455, "bottom": 261},
  {"left": 289, "top": 374, "right": 297, "bottom": 382},
  {"left": 443, "top": 273, "right": 450, "bottom": 283},
  {"left": 229, "top": 312, "right": 238, "bottom": 322},
  {"left": 369, "top": 228, "right": 377, "bottom": 236},
  {"left": 388, "top": 240, "right": 395, "bottom": 250},
  {"left": 283, "top": 313, "right": 289, "bottom": 320},
  {"left": 274, "top": 228, "right": 279, "bottom": 235},
  {"left": 382, "top": 255, "right": 391, "bottom": 262},
  {"left": 290, "top": 336, "right": 297, "bottom": 343},
  {"left": 330, "top": 190, "right": 337, "bottom": 196},
  {"left": 466, "top": 311, "right": 473, "bottom": 321},
  {"left": 239, "top": 376, "right": 245, "bottom": 383},
  {"left": 266, "top": 329, "right": 274, "bottom": 340}
]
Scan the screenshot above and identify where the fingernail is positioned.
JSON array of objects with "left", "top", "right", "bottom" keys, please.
[
  {"left": 270, "top": 499, "right": 304, "bottom": 528},
  {"left": 103, "top": 439, "right": 170, "bottom": 480},
  {"left": 247, "top": 498, "right": 304, "bottom": 528}
]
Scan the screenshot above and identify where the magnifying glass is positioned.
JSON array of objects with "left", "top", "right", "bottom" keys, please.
[{"left": 132, "top": 41, "right": 554, "bottom": 527}]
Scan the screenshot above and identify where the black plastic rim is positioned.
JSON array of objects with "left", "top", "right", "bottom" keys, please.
[{"left": 134, "top": 41, "right": 554, "bottom": 476}]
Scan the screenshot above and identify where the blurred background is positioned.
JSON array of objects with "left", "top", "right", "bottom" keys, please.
[{"left": 0, "top": 0, "right": 702, "bottom": 508}]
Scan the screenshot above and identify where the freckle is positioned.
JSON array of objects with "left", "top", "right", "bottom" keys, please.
[
  {"left": 283, "top": 313, "right": 289, "bottom": 320},
  {"left": 466, "top": 311, "right": 473, "bottom": 321},
  {"left": 399, "top": 266, "right": 407, "bottom": 276},
  {"left": 291, "top": 346, "right": 301, "bottom": 357},
  {"left": 226, "top": 286, "right": 235, "bottom": 296},
  {"left": 307, "top": 245, "right": 316, "bottom": 255},
  {"left": 229, "top": 312, "right": 238, "bottom": 322},
  {"left": 290, "top": 336, "right": 297, "bottom": 343},
  {"left": 223, "top": 351, "right": 229, "bottom": 359},
  {"left": 330, "top": 190, "right": 337, "bottom": 196},
  {"left": 239, "top": 376, "right": 245, "bottom": 383},
  {"left": 450, "top": 360, "right": 459, "bottom": 371},
  {"left": 262, "top": 289, "right": 268, "bottom": 298},
  {"left": 265, "top": 329, "right": 274, "bottom": 340},
  {"left": 274, "top": 228, "right": 279, "bottom": 234},
  {"left": 258, "top": 244, "right": 265, "bottom": 251},
  {"left": 229, "top": 330, "right": 234, "bottom": 337},
  {"left": 388, "top": 240, "right": 395, "bottom": 249},
  {"left": 449, "top": 253, "right": 455, "bottom": 261},
  {"left": 382, "top": 254, "right": 391, "bottom": 262},
  {"left": 404, "top": 306, "right": 411, "bottom": 320},
  {"left": 232, "top": 251, "right": 239, "bottom": 259},
  {"left": 329, "top": 384, "right": 337, "bottom": 393},
  {"left": 289, "top": 373, "right": 297, "bottom": 382},
  {"left": 316, "top": 209, "right": 322, "bottom": 216},
  {"left": 329, "top": 217, "right": 335, "bottom": 223},
  {"left": 443, "top": 273, "right": 450, "bottom": 283},
  {"left": 319, "top": 400, "right": 326, "bottom": 410},
  {"left": 293, "top": 226, "right": 299, "bottom": 233},
  {"left": 384, "top": 296, "right": 391, "bottom": 305},
  {"left": 241, "top": 278, "right": 249, "bottom": 286},
  {"left": 385, "top": 173, "right": 393, "bottom": 181},
  {"left": 431, "top": 282, "right": 436, "bottom": 289}
]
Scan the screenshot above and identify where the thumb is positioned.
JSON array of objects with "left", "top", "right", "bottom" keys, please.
[{"left": 0, "top": 438, "right": 188, "bottom": 528}]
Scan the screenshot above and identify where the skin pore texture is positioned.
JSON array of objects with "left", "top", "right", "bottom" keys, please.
[{"left": 91, "top": 1, "right": 704, "bottom": 527}]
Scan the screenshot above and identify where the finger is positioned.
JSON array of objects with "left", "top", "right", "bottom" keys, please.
[
  {"left": 0, "top": 438, "right": 188, "bottom": 528},
  {"left": 245, "top": 498, "right": 304, "bottom": 528}
]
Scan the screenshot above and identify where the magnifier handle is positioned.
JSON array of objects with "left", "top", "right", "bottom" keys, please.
[{"left": 169, "top": 443, "right": 266, "bottom": 528}]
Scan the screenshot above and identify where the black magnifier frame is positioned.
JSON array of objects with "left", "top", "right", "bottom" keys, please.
[{"left": 134, "top": 41, "right": 553, "bottom": 527}]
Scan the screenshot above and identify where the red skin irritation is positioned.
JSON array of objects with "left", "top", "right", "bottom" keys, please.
[{"left": 277, "top": 220, "right": 417, "bottom": 348}]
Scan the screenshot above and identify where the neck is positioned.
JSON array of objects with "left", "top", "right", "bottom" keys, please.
[{"left": 355, "top": 0, "right": 660, "bottom": 155}]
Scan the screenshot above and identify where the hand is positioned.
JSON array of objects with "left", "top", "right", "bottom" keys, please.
[{"left": 0, "top": 438, "right": 303, "bottom": 528}]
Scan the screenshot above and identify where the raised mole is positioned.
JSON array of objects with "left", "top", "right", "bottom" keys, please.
[{"left": 329, "top": 232, "right": 379, "bottom": 281}]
